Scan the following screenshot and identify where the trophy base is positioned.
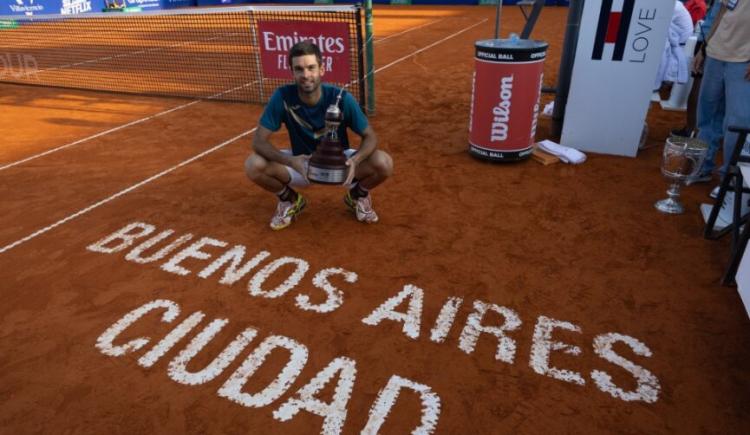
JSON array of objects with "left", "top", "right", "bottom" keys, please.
[
  {"left": 655, "top": 198, "right": 684, "bottom": 214},
  {"left": 308, "top": 164, "right": 347, "bottom": 185}
]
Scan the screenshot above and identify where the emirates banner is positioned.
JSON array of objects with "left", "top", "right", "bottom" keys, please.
[{"left": 256, "top": 20, "right": 351, "bottom": 83}]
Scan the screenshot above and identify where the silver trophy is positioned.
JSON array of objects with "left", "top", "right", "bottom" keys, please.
[
  {"left": 654, "top": 136, "right": 708, "bottom": 214},
  {"left": 307, "top": 96, "right": 347, "bottom": 184}
]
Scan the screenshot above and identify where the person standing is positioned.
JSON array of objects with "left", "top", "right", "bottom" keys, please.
[{"left": 692, "top": 0, "right": 750, "bottom": 187}]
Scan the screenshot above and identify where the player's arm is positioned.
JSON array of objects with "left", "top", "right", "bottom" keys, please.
[
  {"left": 252, "top": 125, "right": 309, "bottom": 179},
  {"left": 344, "top": 92, "right": 376, "bottom": 165},
  {"left": 253, "top": 126, "right": 293, "bottom": 166},
  {"left": 344, "top": 125, "right": 377, "bottom": 185},
  {"left": 350, "top": 126, "right": 377, "bottom": 165}
]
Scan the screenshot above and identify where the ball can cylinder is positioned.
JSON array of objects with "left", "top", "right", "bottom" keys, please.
[{"left": 469, "top": 39, "right": 548, "bottom": 162}]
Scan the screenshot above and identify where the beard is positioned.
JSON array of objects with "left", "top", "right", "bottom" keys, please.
[{"left": 298, "top": 77, "right": 321, "bottom": 94}]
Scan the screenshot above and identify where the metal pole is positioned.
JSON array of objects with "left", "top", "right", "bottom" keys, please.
[
  {"left": 365, "top": 0, "right": 375, "bottom": 115},
  {"left": 551, "top": 0, "right": 584, "bottom": 139},
  {"left": 494, "top": 0, "right": 502, "bottom": 39}
]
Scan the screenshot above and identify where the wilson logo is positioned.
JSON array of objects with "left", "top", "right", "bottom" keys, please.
[{"left": 491, "top": 75, "right": 514, "bottom": 142}]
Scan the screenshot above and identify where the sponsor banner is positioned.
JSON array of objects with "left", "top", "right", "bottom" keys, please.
[
  {"left": 6, "top": 0, "right": 54, "bottom": 15},
  {"left": 561, "top": 0, "right": 675, "bottom": 157},
  {"left": 4, "top": 0, "right": 106, "bottom": 15},
  {"left": 257, "top": 20, "right": 351, "bottom": 83},
  {"left": 61, "top": 0, "right": 93, "bottom": 14},
  {"left": 123, "top": 0, "right": 161, "bottom": 10},
  {"left": 165, "top": 0, "right": 194, "bottom": 6},
  {"left": 0, "top": 20, "right": 20, "bottom": 29},
  {"left": 195, "top": 0, "right": 236, "bottom": 5}
]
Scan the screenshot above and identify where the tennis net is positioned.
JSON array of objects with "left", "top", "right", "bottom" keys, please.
[{"left": 0, "top": 5, "right": 366, "bottom": 106}]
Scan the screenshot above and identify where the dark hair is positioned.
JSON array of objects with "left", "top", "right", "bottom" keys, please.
[{"left": 288, "top": 40, "right": 322, "bottom": 68}]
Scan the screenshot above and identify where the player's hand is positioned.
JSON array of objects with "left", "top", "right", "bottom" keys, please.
[
  {"left": 344, "top": 156, "right": 358, "bottom": 186},
  {"left": 289, "top": 155, "right": 310, "bottom": 182},
  {"left": 692, "top": 51, "right": 705, "bottom": 75}
]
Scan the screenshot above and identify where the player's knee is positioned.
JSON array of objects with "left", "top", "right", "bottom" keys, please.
[
  {"left": 244, "top": 154, "right": 267, "bottom": 181},
  {"left": 374, "top": 150, "right": 394, "bottom": 178}
]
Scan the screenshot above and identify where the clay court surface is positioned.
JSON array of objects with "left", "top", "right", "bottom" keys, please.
[{"left": 1, "top": 5, "right": 749, "bottom": 434}]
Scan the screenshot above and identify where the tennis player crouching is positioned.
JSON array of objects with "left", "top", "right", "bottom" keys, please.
[{"left": 245, "top": 41, "right": 393, "bottom": 230}]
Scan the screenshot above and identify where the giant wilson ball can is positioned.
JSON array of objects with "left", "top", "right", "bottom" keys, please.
[{"left": 468, "top": 39, "right": 548, "bottom": 162}]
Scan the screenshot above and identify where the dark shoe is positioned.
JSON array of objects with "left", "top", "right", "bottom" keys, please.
[
  {"left": 670, "top": 127, "right": 694, "bottom": 138},
  {"left": 685, "top": 173, "right": 712, "bottom": 186}
]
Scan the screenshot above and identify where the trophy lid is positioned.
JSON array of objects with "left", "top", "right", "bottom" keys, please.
[
  {"left": 670, "top": 136, "right": 708, "bottom": 150},
  {"left": 326, "top": 103, "right": 342, "bottom": 121}
]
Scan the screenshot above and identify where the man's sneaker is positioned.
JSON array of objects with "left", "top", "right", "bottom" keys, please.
[
  {"left": 685, "top": 173, "right": 712, "bottom": 186},
  {"left": 344, "top": 192, "right": 379, "bottom": 223},
  {"left": 670, "top": 127, "right": 694, "bottom": 138},
  {"left": 701, "top": 190, "right": 750, "bottom": 232},
  {"left": 270, "top": 194, "right": 306, "bottom": 230},
  {"left": 710, "top": 185, "right": 720, "bottom": 200}
]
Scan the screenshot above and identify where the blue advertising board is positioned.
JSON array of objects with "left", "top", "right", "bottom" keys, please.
[
  {"left": 2, "top": 0, "right": 194, "bottom": 16},
  {"left": 195, "top": 0, "right": 244, "bottom": 5},
  {"left": 3, "top": 0, "right": 102, "bottom": 15},
  {"left": 122, "top": 0, "right": 195, "bottom": 10}
]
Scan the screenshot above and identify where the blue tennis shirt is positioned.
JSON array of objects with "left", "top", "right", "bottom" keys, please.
[{"left": 259, "top": 83, "right": 369, "bottom": 156}]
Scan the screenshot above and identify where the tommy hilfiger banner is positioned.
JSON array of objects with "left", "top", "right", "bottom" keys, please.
[
  {"left": 592, "top": 0, "right": 636, "bottom": 61},
  {"left": 561, "top": 0, "right": 674, "bottom": 157}
]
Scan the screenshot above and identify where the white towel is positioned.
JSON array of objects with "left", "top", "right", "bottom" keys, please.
[
  {"left": 538, "top": 139, "right": 587, "bottom": 165},
  {"left": 654, "top": 1, "right": 693, "bottom": 89},
  {"left": 542, "top": 101, "right": 554, "bottom": 117}
]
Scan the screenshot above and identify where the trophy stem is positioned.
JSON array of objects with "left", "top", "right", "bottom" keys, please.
[{"left": 655, "top": 181, "right": 685, "bottom": 214}]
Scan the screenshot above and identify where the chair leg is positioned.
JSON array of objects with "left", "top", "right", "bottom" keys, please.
[
  {"left": 722, "top": 220, "right": 750, "bottom": 286},
  {"left": 704, "top": 171, "right": 737, "bottom": 239},
  {"left": 717, "top": 127, "right": 750, "bottom": 285},
  {"left": 704, "top": 128, "right": 750, "bottom": 240}
]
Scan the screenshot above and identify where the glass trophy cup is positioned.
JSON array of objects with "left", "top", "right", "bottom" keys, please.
[
  {"left": 307, "top": 102, "right": 348, "bottom": 184},
  {"left": 654, "top": 136, "right": 708, "bottom": 214}
]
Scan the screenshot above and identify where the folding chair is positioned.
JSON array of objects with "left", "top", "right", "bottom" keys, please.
[
  {"left": 703, "top": 126, "right": 750, "bottom": 285},
  {"left": 518, "top": 0, "right": 545, "bottom": 39}
]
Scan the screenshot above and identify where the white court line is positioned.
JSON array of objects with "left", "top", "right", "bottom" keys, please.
[
  {"left": 373, "top": 19, "right": 445, "bottom": 45},
  {"left": 0, "top": 80, "right": 259, "bottom": 172},
  {"left": 0, "top": 100, "right": 199, "bottom": 172},
  {"left": 373, "top": 18, "right": 487, "bottom": 74},
  {"left": 0, "top": 18, "right": 488, "bottom": 255},
  {"left": 0, "top": 129, "right": 255, "bottom": 255}
]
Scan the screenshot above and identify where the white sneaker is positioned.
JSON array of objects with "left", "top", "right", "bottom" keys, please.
[
  {"left": 269, "top": 194, "right": 306, "bottom": 230},
  {"left": 344, "top": 192, "right": 379, "bottom": 224},
  {"left": 701, "top": 191, "right": 750, "bottom": 231},
  {"left": 700, "top": 203, "right": 731, "bottom": 231},
  {"left": 710, "top": 186, "right": 719, "bottom": 200}
]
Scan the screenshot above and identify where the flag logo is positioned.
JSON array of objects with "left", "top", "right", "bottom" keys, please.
[{"left": 592, "top": 0, "right": 636, "bottom": 61}]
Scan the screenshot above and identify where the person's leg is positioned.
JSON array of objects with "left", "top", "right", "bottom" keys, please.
[
  {"left": 352, "top": 149, "right": 394, "bottom": 190},
  {"left": 686, "top": 75, "right": 702, "bottom": 133},
  {"left": 245, "top": 153, "right": 293, "bottom": 192},
  {"left": 696, "top": 56, "right": 726, "bottom": 177},
  {"left": 719, "top": 60, "right": 750, "bottom": 177},
  {"left": 344, "top": 149, "right": 394, "bottom": 224},
  {"left": 245, "top": 153, "right": 308, "bottom": 230}
]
